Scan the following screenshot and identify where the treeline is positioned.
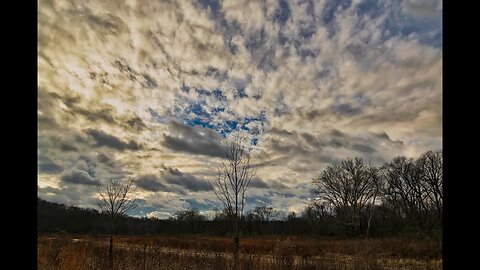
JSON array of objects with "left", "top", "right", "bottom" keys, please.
[
  {"left": 37, "top": 199, "right": 321, "bottom": 236},
  {"left": 34, "top": 198, "right": 390, "bottom": 236},
  {"left": 37, "top": 199, "right": 304, "bottom": 236},
  {"left": 306, "top": 150, "right": 442, "bottom": 238},
  {"left": 38, "top": 150, "right": 441, "bottom": 238}
]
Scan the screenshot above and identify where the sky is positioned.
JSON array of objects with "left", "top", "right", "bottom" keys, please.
[{"left": 38, "top": 0, "right": 442, "bottom": 219}]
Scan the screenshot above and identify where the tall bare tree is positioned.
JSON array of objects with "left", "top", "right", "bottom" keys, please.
[
  {"left": 211, "top": 133, "right": 256, "bottom": 270},
  {"left": 312, "top": 158, "right": 381, "bottom": 236},
  {"left": 97, "top": 178, "right": 138, "bottom": 266}
]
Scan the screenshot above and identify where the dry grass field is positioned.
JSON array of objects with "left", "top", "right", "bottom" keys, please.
[{"left": 37, "top": 234, "right": 442, "bottom": 270}]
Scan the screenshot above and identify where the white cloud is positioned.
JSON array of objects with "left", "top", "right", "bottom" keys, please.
[{"left": 147, "top": 211, "right": 172, "bottom": 220}]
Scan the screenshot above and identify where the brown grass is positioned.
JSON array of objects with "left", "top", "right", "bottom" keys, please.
[{"left": 38, "top": 234, "right": 442, "bottom": 270}]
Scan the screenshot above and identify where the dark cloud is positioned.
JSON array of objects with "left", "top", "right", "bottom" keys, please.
[
  {"left": 250, "top": 178, "right": 288, "bottom": 189},
  {"left": 62, "top": 95, "right": 81, "bottom": 108},
  {"left": 44, "top": 91, "right": 116, "bottom": 124},
  {"left": 331, "top": 103, "right": 363, "bottom": 116},
  {"left": 113, "top": 59, "right": 139, "bottom": 81},
  {"left": 270, "top": 180, "right": 288, "bottom": 189},
  {"left": 375, "top": 131, "right": 404, "bottom": 146},
  {"left": 45, "top": 90, "right": 118, "bottom": 125},
  {"left": 269, "top": 127, "right": 293, "bottom": 137},
  {"left": 254, "top": 156, "right": 290, "bottom": 168},
  {"left": 38, "top": 159, "right": 64, "bottom": 174},
  {"left": 162, "top": 121, "right": 224, "bottom": 158},
  {"left": 71, "top": 106, "right": 117, "bottom": 124},
  {"left": 250, "top": 178, "right": 270, "bottom": 189},
  {"left": 126, "top": 116, "right": 147, "bottom": 131},
  {"left": 50, "top": 90, "right": 148, "bottom": 134},
  {"left": 86, "top": 129, "right": 141, "bottom": 151},
  {"left": 268, "top": 191, "right": 295, "bottom": 198},
  {"left": 183, "top": 198, "right": 211, "bottom": 210},
  {"left": 61, "top": 169, "right": 99, "bottom": 186},
  {"left": 85, "top": 13, "right": 128, "bottom": 35},
  {"left": 97, "top": 153, "right": 117, "bottom": 168},
  {"left": 303, "top": 108, "right": 332, "bottom": 121},
  {"left": 268, "top": 138, "right": 310, "bottom": 155},
  {"left": 329, "top": 137, "right": 348, "bottom": 148},
  {"left": 141, "top": 73, "right": 158, "bottom": 89},
  {"left": 163, "top": 167, "right": 211, "bottom": 192},
  {"left": 60, "top": 142, "right": 78, "bottom": 152},
  {"left": 38, "top": 115, "right": 60, "bottom": 129},
  {"left": 136, "top": 174, "right": 169, "bottom": 192},
  {"left": 246, "top": 195, "right": 272, "bottom": 206},
  {"left": 330, "top": 129, "right": 345, "bottom": 137},
  {"left": 351, "top": 143, "right": 376, "bottom": 153}
]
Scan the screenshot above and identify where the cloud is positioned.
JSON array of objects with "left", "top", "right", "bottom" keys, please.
[
  {"left": 38, "top": 157, "right": 64, "bottom": 174},
  {"left": 60, "top": 142, "right": 78, "bottom": 151},
  {"left": 86, "top": 129, "right": 141, "bottom": 151},
  {"left": 250, "top": 177, "right": 288, "bottom": 190},
  {"left": 163, "top": 167, "right": 211, "bottom": 192},
  {"left": 402, "top": 0, "right": 442, "bottom": 18},
  {"left": 250, "top": 178, "right": 270, "bottom": 189},
  {"left": 38, "top": 185, "right": 98, "bottom": 207},
  {"left": 162, "top": 121, "right": 225, "bottom": 158},
  {"left": 351, "top": 143, "right": 376, "bottom": 153},
  {"left": 182, "top": 198, "right": 212, "bottom": 211},
  {"left": 126, "top": 116, "right": 147, "bottom": 131},
  {"left": 147, "top": 211, "right": 172, "bottom": 220},
  {"left": 61, "top": 169, "right": 99, "bottom": 186},
  {"left": 136, "top": 174, "right": 169, "bottom": 192}
]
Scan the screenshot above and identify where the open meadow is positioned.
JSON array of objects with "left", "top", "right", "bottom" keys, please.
[{"left": 38, "top": 234, "right": 442, "bottom": 270}]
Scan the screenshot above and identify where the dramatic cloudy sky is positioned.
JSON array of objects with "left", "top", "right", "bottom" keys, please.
[{"left": 38, "top": 0, "right": 442, "bottom": 219}]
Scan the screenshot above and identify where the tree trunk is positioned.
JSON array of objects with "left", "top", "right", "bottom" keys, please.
[
  {"left": 109, "top": 234, "right": 113, "bottom": 268},
  {"left": 233, "top": 235, "right": 239, "bottom": 270},
  {"left": 366, "top": 193, "right": 377, "bottom": 238},
  {"left": 109, "top": 218, "right": 114, "bottom": 269}
]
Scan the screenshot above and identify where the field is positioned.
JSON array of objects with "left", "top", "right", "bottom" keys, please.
[{"left": 37, "top": 234, "right": 442, "bottom": 270}]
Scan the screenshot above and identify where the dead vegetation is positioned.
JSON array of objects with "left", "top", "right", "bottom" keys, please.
[{"left": 38, "top": 234, "right": 441, "bottom": 270}]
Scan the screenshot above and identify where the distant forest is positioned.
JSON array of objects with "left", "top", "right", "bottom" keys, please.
[{"left": 38, "top": 150, "right": 442, "bottom": 239}]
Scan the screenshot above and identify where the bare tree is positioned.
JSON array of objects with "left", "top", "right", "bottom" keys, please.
[
  {"left": 251, "top": 205, "right": 279, "bottom": 222},
  {"left": 302, "top": 201, "right": 335, "bottom": 222},
  {"left": 381, "top": 156, "right": 428, "bottom": 230},
  {"left": 211, "top": 133, "right": 256, "bottom": 270},
  {"left": 417, "top": 151, "right": 443, "bottom": 221},
  {"left": 96, "top": 178, "right": 138, "bottom": 266},
  {"left": 173, "top": 208, "right": 205, "bottom": 233},
  {"left": 382, "top": 151, "right": 443, "bottom": 232},
  {"left": 312, "top": 158, "right": 381, "bottom": 236},
  {"left": 286, "top": 211, "right": 297, "bottom": 234}
]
